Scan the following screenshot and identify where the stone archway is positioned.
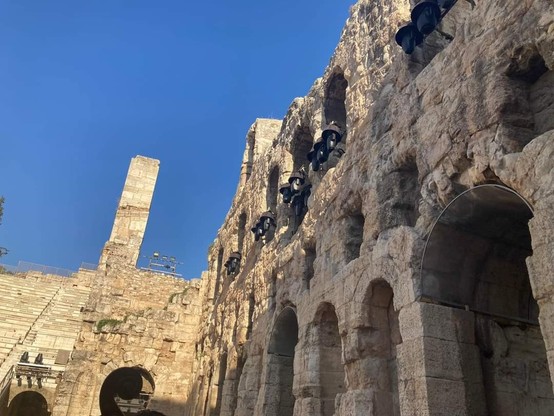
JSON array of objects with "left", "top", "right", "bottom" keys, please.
[
  {"left": 313, "top": 302, "right": 345, "bottom": 416},
  {"left": 99, "top": 366, "right": 155, "bottom": 416},
  {"left": 421, "top": 184, "right": 554, "bottom": 415},
  {"left": 209, "top": 351, "right": 228, "bottom": 416},
  {"left": 8, "top": 391, "right": 49, "bottom": 416},
  {"left": 323, "top": 70, "right": 348, "bottom": 128},
  {"left": 263, "top": 307, "right": 299, "bottom": 416},
  {"left": 363, "top": 279, "right": 401, "bottom": 416}
]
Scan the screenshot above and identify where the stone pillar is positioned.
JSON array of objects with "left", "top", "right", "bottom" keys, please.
[
  {"left": 527, "top": 207, "right": 554, "bottom": 389},
  {"left": 397, "top": 302, "right": 486, "bottom": 416},
  {"left": 99, "top": 156, "right": 159, "bottom": 269},
  {"left": 238, "top": 119, "right": 282, "bottom": 187}
]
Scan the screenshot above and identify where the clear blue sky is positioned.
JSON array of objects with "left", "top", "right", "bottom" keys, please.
[{"left": 0, "top": 1, "right": 351, "bottom": 279}]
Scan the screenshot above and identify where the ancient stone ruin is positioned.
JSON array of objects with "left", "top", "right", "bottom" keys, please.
[{"left": 1, "top": 0, "right": 554, "bottom": 414}]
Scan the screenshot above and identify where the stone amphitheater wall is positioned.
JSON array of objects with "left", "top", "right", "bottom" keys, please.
[{"left": 185, "top": 0, "right": 554, "bottom": 415}]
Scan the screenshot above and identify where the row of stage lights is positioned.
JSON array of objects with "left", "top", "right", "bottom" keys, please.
[
  {"left": 221, "top": 122, "right": 346, "bottom": 281},
  {"left": 220, "top": 0, "right": 460, "bottom": 282},
  {"left": 395, "top": 0, "right": 458, "bottom": 54},
  {"left": 307, "top": 122, "right": 344, "bottom": 172}
]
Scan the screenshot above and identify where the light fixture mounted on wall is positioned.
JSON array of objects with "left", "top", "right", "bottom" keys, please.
[
  {"left": 280, "top": 169, "right": 312, "bottom": 218},
  {"left": 224, "top": 252, "right": 242, "bottom": 277},
  {"left": 307, "top": 122, "right": 345, "bottom": 171},
  {"left": 395, "top": 0, "right": 459, "bottom": 54},
  {"left": 251, "top": 211, "right": 276, "bottom": 242}
]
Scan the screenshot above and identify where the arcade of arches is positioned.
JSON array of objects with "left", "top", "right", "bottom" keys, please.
[{"left": 196, "top": 183, "right": 554, "bottom": 416}]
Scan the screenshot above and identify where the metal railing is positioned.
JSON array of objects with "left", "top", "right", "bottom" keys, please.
[
  {"left": 0, "top": 365, "right": 14, "bottom": 399},
  {"left": 0, "top": 263, "right": 18, "bottom": 274},
  {"left": 79, "top": 262, "right": 98, "bottom": 271},
  {"left": 0, "top": 261, "right": 76, "bottom": 277}
]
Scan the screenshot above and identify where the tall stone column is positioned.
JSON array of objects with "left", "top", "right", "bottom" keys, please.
[{"left": 98, "top": 155, "right": 160, "bottom": 270}]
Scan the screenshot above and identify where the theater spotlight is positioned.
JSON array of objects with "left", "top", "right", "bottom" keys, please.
[
  {"left": 224, "top": 252, "right": 242, "bottom": 276},
  {"left": 322, "top": 122, "right": 343, "bottom": 151},
  {"left": 395, "top": 23, "right": 423, "bottom": 54},
  {"left": 251, "top": 221, "right": 263, "bottom": 241},
  {"left": 291, "top": 185, "right": 312, "bottom": 217},
  {"left": 260, "top": 211, "right": 276, "bottom": 232},
  {"left": 412, "top": 0, "right": 441, "bottom": 35},
  {"left": 308, "top": 140, "right": 328, "bottom": 171},
  {"left": 279, "top": 183, "right": 293, "bottom": 204},
  {"left": 288, "top": 171, "right": 306, "bottom": 192},
  {"left": 395, "top": 0, "right": 459, "bottom": 54}
]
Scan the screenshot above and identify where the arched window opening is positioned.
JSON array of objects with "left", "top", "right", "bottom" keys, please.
[
  {"left": 264, "top": 307, "right": 299, "bottom": 416},
  {"left": 269, "top": 274, "right": 277, "bottom": 311},
  {"left": 214, "top": 247, "right": 224, "bottom": 303},
  {"left": 323, "top": 71, "right": 348, "bottom": 129},
  {"left": 246, "top": 294, "right": 255, "bottom": 340},
  {"left": 507, "top": 51, "right": 553, "bottom": 140},
  {"left": 303, "top": 244, "right": 316, "bottom": 290},
  {"left": 345, "top": 213, "right": 365, "bottom": 263},
  {"left": 201, "top": 370, "right": 213, "bottom": 416},
  {"left": 8, "top": 392, "right": 49, "bottom": 416},
  {"left": 363, "top": 280, "right": 401, "bottom": 415},
  {"left": 267, "top": 166, "right": 280, "bottom": 214},
  {"left": 291, "top": 126, "right": 314, "bottom": 173},
  {"left": 238, "top": 213, "right": 247, "bottom": 254},
  {"left": 377, "top": 158, "right": 419, "bottom": 230},
  {"left": 421, "top": 184, "right": 554, "bottom": 414},
  {"left": 210, "top": 352, "right": 228, "bottom": 416},
  {"left": 228, "top": 353, "right": 247, "bottom": 416},
  {"left": 314, "top": 303, "right": 345, "bottom": 416},
  {"left": 99, "top": 367, "right": 156, "bottom": 416}
]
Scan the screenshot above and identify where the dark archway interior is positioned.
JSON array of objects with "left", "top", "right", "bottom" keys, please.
[
  {"left": 291, "top": 126, "right": 313, "bottom": 173},
  {"left": 99, "top": 367, "right": 155, "bottom": 416},
  {"left": 345, "top": 213, "right": 365, "bottom": 263},
  {"left": 421, "top": 185, "right": 554, "bottom": 415},
  {"left": 247, "top": 294, "right": 255, "bottom": 340},
  {"left": 302, "top": 244, "right": 316, "bottom": 290},
  {"left": 267, "top": 166, "right": 280, "bottom": 213},
  {"left": 229, "top": 354, "right": 246, "bottom": 416},
  {"left": 214, "top": 247, "right": 224, "bottom": 303},
  {"left": 421, "top": 185, "right": 535, "bottom": 318},
  {"left": 269, "top": 308, "right": 298, "bottom": 357},
  {"left": 377, "top": 159, "right": 419, "bottom": 230},
  {"left": 210, "top": 352, "right": 227, "bottom": 416},
  {"left": 8, "top": 392, "right": 49, "bottom": 416},
  {"left": 315, "top": 303, "right": 345, "bottom": 416},
  {"left": 363, "top": 280, "right": 401, "bottom": 416},
  {"left": 265, "top": 308, "right": 299, "bottom": 416},
  {"left": 238, "top": 213, "right": 247, "bottom": 254},
  {"left": 324, "top": 72, "right": 348, "bottom": 128},
  {"left": 201, "top": 371, "right": 213, "bottom": 416}
]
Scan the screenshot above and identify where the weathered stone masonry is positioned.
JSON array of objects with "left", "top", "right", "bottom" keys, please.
[
  {"left": 185, "top": 0, "right": 554, "bottom": 415},
  {"left": 51, "top": 156, "right": 203, "bottom": 416},
  {"left": 1, "top": 0, "right": 554, "bottom": 414}
]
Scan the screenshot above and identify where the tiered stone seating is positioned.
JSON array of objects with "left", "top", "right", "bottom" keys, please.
[
  {"left": 0, "top": 274, "right": 59, "bottom": 368},
  {"left": 0, "top": 272, "right": 90, "bottom": 386}
]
